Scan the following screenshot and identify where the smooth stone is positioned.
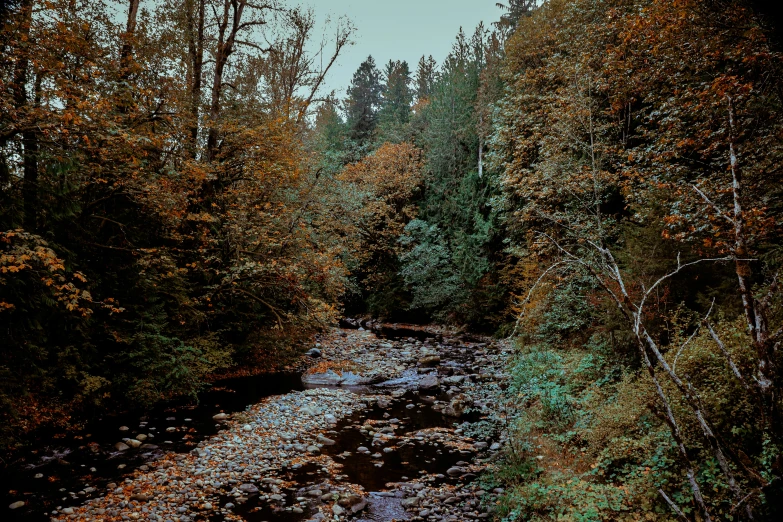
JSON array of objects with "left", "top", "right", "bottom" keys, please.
[
  {"left": 9, "top": 501, "right": 25, "bottom": 510},
  {"left": 419, "top": 374, "right": 439, "bottom": 389}
]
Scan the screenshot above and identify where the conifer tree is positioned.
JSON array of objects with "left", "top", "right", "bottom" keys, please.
[
  {"left": 379, "top": 59, "right": 413, "bottom": 127},
  {"left": 344, "top": 56, "right": 383, "bottom": 146},
  {"left": 415, "top": 55, "right": 437, "bottom": 102}
]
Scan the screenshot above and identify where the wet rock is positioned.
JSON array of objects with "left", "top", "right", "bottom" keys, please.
[
  {"left": 126, "top": 439, "right": 142, "bottom": 449},
  {"left": 9, "top": 501, "right": 25, "bottom": 510},
  {"left": 114, "top": 442, "right": 130, "bottom": 452},
  {"left": 306, "top": 348, "right": 322, "bottom": 358},
  {"left": 212, "top": 413, "right": 229, "bottom": 422},
  {"left": 302, "top": 369, "right": 343, "bottom": 386}
]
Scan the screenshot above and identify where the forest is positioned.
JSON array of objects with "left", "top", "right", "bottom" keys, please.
[{"left": 1, "top": 0, "right": 783, "bottom": 521}]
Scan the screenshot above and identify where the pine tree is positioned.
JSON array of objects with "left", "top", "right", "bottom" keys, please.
[
  {"left": 414, "top": 55, "right": 437, "bottom": 102},
  {"left": 495, "top": 0, "right": 538, "bottom": 31},
  {"left": 344, "top": 56, "right": 383, "bottom": 145},
  {"left": 379, "top": 59, "right": 413, "bottom": 127}
]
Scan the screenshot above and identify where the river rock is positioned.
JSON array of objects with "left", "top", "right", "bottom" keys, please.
[
  {"left": 9, "top": 501, "right": 25, "bottom": 510},
  {"left": 126, "top": 439, "right": 142, "bottom": 449},
  {"left": 419, "top": 374, "right": 439, "bottom": 389},
  {"left": 447, "top": 466, "right": 466, "bottom": 477},
  {"left": 317, "top": 434, "right": 336, "bottom": 445},
  {"left": 212, "top": 413, "right": 229, "bottom": 421},
  {"left": 419, "top": 356, "right": 441, "bottom": 367},
  {"left": 401, "top": 497, "right": 421, "bottom": 508},
  {"left": 239, "top": 484, "right": 259, "bottom": 494},
  {"left": 306, "top": 348, "right": 322, "bottom": 358},
  {"left": 301, "top": 369, "right": 343, "bottom": 386},
  {"left": 114, "top": 442, "right": 130, "bottom": 452}
]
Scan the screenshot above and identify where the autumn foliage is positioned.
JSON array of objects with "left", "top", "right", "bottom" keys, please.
[{"left": 0, "top": 0, "right": 352, "bottom": 447}]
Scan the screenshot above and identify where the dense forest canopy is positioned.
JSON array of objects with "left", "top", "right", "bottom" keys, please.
[{"left": 2, "top": 0, "right": 783, "bottom": 520}]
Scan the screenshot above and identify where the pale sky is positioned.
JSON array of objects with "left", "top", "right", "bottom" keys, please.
[{"left": 309, "top": 0, "right": 503, "bottom": 96}]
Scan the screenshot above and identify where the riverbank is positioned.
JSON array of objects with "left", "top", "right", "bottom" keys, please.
[{"left": 8, "top": 325, "right": 510, "bottom": 521}]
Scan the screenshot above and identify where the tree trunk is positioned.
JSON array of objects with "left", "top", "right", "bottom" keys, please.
[
  {"left": 186, "top": 0, "right": 205, "bottom": 157},
  {"left": 13, "top": 0, "right": 37, "bottom": 230},
  {"left": 0, "top": 137, "right": 9, "bottom": 190},
  {"left": 22, "top": 129, "right": 38, "bottom": 231},
  {"left": 206, "top": 0, "right": 247, "bottom": 162},
  {"left": 120, "top": 0, "right": 141, "bottom": 79}
]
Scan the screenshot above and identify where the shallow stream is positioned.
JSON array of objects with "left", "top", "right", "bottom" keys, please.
[{"left": 2, "top": 327, "right": 489, "bottom": 521}]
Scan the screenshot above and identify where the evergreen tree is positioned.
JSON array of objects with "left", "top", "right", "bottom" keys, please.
[
  {"left": 415, "top": 55, "right": 437, "bottom": 102},
  {"left": 344, "top": 56, "right": 383, "bottom": 146},
  {"left": 494, "top": 0, "right": 538, "bottom": 31},
  {"left": 379, "top": 59, "right": 413, "bottom": 127}
]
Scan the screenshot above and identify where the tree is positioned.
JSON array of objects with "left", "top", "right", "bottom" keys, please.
[
  {"left": 344, "top": 55, "right": 383, "bottom": 146},
  {"left": 414, "top": 55, "right": 437, "bottom": 103},
  {"left": 379, "top": 59, "right": 413, "bottom": 127},
  {"left": 494, "top": 0, "right": 783, "bottom": 518}
]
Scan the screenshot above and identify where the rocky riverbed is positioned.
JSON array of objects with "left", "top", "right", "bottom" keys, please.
[{"left": 11, "top": 325, "right": 510, "bottom": 522}]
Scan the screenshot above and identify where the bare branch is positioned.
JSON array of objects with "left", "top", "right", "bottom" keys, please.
[
  {"left": 659, "top": 489, "right": 689, "bottom": 521},
  {"left": 706, "top": 320, "right": 750, "bottom": 390},
  {"left": 693, "top": 184, "right": 735, "bottom": 226}
]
